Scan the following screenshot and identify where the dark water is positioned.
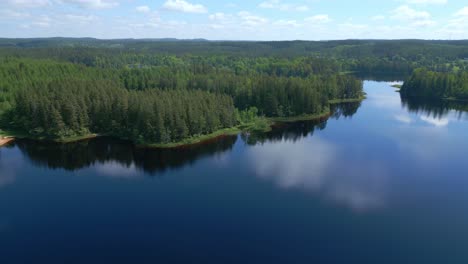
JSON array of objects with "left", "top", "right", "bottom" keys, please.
[{"left": 2, "top": 81, "right": 468, "bottom": 264}]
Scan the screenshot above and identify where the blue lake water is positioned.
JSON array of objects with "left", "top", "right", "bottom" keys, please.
[{"left": 1, "top": 81, "right": 468, "bottom": 263}]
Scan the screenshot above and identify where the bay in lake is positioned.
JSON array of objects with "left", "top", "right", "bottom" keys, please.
[{"left": 1, "top": 81, "right": 468, "bottom": 263}]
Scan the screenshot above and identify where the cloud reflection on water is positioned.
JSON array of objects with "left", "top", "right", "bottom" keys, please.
[
  {"left": 247, "top": 136, "right": 387, "bottom": 212},
  {"left": 420, "top": 115, "right": 449, "bottom": 127},
  {"left": 94, "top": 161, "right": 140, "bottom": 179},
  {"left": 394, "top": 114, "right": 413, "bottom": 124}
]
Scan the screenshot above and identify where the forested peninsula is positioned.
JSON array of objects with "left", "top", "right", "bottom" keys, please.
[
  {"left": 400, "top": 69, "right": 468, "bottom": 101},
  {"left": 1, "top": 38, "right": 467, "bottom": 147},
  {"left": 0, "top": 54, "right": 362, "bottom": 147}
]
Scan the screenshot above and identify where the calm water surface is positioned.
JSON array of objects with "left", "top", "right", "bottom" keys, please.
[{"left": 1, "top": 81, "right": 468, "bottom": 264}]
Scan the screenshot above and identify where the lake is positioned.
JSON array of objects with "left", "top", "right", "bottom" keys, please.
[{"left": 1, "top": 81, "right": 468, "bottom": 264}]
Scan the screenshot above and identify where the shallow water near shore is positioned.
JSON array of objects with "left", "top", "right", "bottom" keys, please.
[{"left": 1, "top": 80, "right": 468, "bottom": 263}]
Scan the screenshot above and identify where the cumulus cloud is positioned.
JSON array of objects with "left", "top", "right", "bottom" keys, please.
[
  {"left": 437, "top": 7, "right": 468, "bottom": 38},
  {"left": 136, "top": 5, "right": 151, "bottom": 13},
  {"left": 273, "top": 19, "right": 301, "bottom": 27},
  {"left": 237, "top": 11, "right": 268, "bottom": 27},
  {"left": 305, "top": 14, "right": 332, "bottom": 24},
  {"left": 454, "top": 7, "right": 468, "bottom": 17},
  {"left": 63, "top": 14, "right": 98, "bottom": 24},
  {"left": 5, "top": 0, "right": 50, "bottom": 8},
  {"left": 404, "top": 0, "right": 447, "bottom": 4},
  {"left": 209, "top": 12, "right": 234, "bottom": 22},
  {"left": 391, "top": 5, "right": 435, "bottom": 27},
  {"left": 32, "top": 15, "right": 52, "bottom": 28},
  {"left": 57, "top": 0, "right": 119, "bottom": 9},
  {"left": 0, "top": 9, "right": 31, "bottom": 19},
  {"left": 371, "top": 15, "right": 385, "bottom": 21},
  {"left": 163, "top": 0, "right": 207, "bottom": 14},
  {"left": 259, "top": 0, "right": 309, "bottom": 12},
  {"left": 4, "top": 0, "right": 120, "bottom": 9}
]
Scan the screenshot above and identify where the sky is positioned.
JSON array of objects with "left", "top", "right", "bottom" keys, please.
[{"left": 0, "top": 0, "right": 467, "bottom": 40}]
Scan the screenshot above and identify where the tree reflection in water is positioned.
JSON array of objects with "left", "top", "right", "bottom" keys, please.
[{"left": 14, "top": 135, "right": 238, "bottom": 174}]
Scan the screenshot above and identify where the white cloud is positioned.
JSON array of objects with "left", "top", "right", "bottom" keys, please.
[
  {"left": 454, "top": 7, "right": 468, "bottom": 17},
  {"left": 411, "top": 19, "right": 436, "bottom": 26},
  {"left": 392, "top": 5, "right": 431, "bottom": 20},
  {"left": 208, "top": 12, "right": 235, "bottom": 29},
  {"left": 57, "top": 0, "right": 119, "bottom": 9},
  {"left": 305, "top": 14, "right": 332, "bottom": 24},
  {"left": 32, "top": 15, "right": 52, "bottom": 28},
  {"left": 63, "top": 14, "right": 98, "bottom": 24},
  {"left": 437, "top": 7, "right": 468, "bottom": 38},
  {"left": 136, "top": 5, "right": 151, "bottom": 13},
  {"left": 391, "top": 5, "right": 435, "bottom": 27},
  {"left": 5, "top": 0, "right": 50, "bottom": 8},
  {"left": 371, "top": 15, "right": 385, "bottom": 21},
  {"left": 237, "top": 11, "right": 268, "bottom": 27},
  {"left": 273, "top": 19, "right": 301, "bottom": 27},
  {"left": 338, "top": 22, "right": 369, "bottom": 30},
  {"left": 0, "top": 9, "right": 31, "bottom": 19},
  {"left": 209, "top": 12, "right": 230, "bottom": 21},
  {"left": 162, "top": 0, "right": 207, "bottom": 14},
  {"left": 404, "top": 0, "right": 447, "bottom": 4},
  {"left": 259, "top": 0, "right": 309, "bottom": 12}
]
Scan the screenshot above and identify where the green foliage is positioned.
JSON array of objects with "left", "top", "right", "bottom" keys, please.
[
  {"left": 401, "top": 68, "right": 468, "bottom": 100},
  {"left": 0, "top": 43, "right": 369, "bottom": 144},
  {"left": 9, "top": 80, "right": 237, "bottom": 143}
]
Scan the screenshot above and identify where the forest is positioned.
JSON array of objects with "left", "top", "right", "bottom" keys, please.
[
  {"left": 0, "top": 50, "right": 362, "bottom": 145},
  {"left": 400, "top": 69, "right": 468, "bottom": 100},
  {"left": 1, "top": 38, "right": 467, "bottom": 145}
]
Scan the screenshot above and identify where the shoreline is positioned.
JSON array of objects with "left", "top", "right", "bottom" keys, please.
[
  {"left": 0, "top": 137, "right": 14, "bottom": 147},
  {"left": 268, "top": 110, "right": 332, "bottom": 123},
  {"left": 137, "top": 127, "right": 241, "bottom": 149},
  {"left": 329, "top": 96, "right": 366, "bottom": 104},
  {"left": 401, "top": 95, "right": 468, "bottom": 103},
  {"left": 0, "top": 98, "right": 365, "bottom": 149}
]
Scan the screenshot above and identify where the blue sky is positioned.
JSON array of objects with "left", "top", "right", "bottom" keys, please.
[{"left": 0, "top": 0, "right": 467, "bottom": 40}]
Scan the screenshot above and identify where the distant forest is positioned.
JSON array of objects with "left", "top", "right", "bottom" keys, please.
[{"left": 0, "top": 38, "right": 467, "bottom": 144}]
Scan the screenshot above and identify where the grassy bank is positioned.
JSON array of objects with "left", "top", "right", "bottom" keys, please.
[
  {"left": 140, "top": 127, "right": 241, "bottom": 149},
  {"left": 53, "top": 134, "right": 99, "bottom": 143},
  {"left": 0, "top": 128, "right": 98, "bottom": 143},
  {"left": 268, "top": 109, "right": 331, "bottom": 123},
  {"left": 329, "top": 95, "right": 366, "bottom": 104}
]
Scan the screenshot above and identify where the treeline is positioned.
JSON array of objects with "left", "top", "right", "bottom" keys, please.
[
  {"left": 2, "top": 39, "right": 467, "bottom": 75},
  {"left": 401, "top": 68, "right": 468, "bottom": 100},
  {"left": 0, "top": 57, "right": 362, "bottom": 118},
  {"left": 119, "top": 67, "right": 362, "bottom": 117},
  {"left": 2, "top": 38, "right": 467, "bottom": 61},
  {"left": 9, "top": 80, "right": 236, "bottom": 143},
  {"left": 0, "top": 52, "right": 363, "bottom": 144}
]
